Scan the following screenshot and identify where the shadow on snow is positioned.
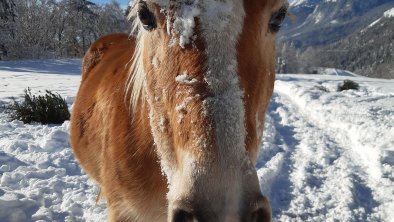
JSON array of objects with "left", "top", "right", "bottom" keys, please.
[{"left": 0, "top": 59, "right": 81, "bottom": 75}]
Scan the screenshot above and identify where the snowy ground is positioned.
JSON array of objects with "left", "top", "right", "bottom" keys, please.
[{"left": 0, "top": 60, "right": 393, "bottom": 221}]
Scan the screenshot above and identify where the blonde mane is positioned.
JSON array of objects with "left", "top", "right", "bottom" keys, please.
[{"left": 125, "top": 3, "right": 147, "bottom": 115}]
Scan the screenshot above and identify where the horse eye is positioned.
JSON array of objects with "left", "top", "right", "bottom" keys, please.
[
  {"left": 138, "top": 1, "right": 157, "bottom": 31},
  {"left": 269, "top": 6, "right": 287, "bottom": 33}
]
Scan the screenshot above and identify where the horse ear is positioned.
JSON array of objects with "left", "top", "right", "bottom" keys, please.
[{"left": 138, "top": 1, "right": 157, "bottom": 31}]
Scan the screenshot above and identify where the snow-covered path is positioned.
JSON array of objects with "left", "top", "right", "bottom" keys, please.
[
  {"left": 0, "top": 60, "right": 393, "bottom": 221},
  {"left": 258, "top": 75, "right": 394, "bottom": 221}
]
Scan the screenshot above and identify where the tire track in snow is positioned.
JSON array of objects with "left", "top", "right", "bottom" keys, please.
[{"left": 258, "top": 91, "right": 381, "bottom": 221}]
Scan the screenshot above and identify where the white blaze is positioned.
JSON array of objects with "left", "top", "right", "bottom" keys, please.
[{"left": 199, "top": 0, "right": 247, "bottom": 162}]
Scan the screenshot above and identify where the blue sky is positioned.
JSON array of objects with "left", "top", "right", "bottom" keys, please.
[
  {"left": 91, "top": 0, "right": 129, "bottom": 7},
  {"left": 92, "top": 0, "right": 293, "bottom": 8},
  {"left": 90, "top": 0, "right": 293, "bottom": 9}
]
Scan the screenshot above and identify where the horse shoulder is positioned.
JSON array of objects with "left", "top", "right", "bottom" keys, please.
[{"left": 71, "top": 33, "right": 136, "bottom": 182}]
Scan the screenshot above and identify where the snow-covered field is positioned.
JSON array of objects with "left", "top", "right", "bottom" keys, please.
[
  {"left": 0, "top": 60, "right": 107, "bottom": 222},
  {"left": 0, "top": 60, "right": 393, "bottom": 221}
]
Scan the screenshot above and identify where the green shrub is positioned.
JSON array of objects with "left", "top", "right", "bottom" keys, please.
[
  {"left": 315, "top": 85, "right": 329, "bottom": 92},
  {"left": 337, "top": 80, "right": 360, "bottom": 91},
  {"left": 6, "top": 88, "right": 70, "bottom": 124}
]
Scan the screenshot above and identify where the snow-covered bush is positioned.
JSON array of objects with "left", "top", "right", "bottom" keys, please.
[
  {"left": 337, "top": 80, "right": 360, "bottom": 91},
  {"left": 6, "top": 88, "right": 70, "bottom": 124},
  {"left": 315, "top": 85, "right": 329, "bottom": 92}
]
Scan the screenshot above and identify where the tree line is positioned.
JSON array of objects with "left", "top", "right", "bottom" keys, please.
[{"left": 0, "top": 0, "right": 130, "bottom": 60}]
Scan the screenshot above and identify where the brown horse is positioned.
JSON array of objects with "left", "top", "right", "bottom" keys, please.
[{"left": 70, "top": 0, "right": 288, "bottom": 221}]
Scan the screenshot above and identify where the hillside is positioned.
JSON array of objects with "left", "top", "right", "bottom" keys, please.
[
  {"left": 281, "top": 0, "right": 394, "bottom": 48},
  {"left": 320, "top": 9, "right": 394, "bottom": 78},
  {"left": 278, "top": 0, "right": 394, "bottom": 78},
  {"left": 1, "top": 60, "right": 393, "bottom": 221}
]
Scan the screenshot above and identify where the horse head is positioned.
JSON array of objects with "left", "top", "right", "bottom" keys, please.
[{"left": 127, "top": 0, "right": 288, "bottom": 221}]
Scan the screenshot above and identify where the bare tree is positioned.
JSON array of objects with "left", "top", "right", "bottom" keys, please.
[
  {"left": 0, "top": 0, "right": 16, "bottom": 59},
  {"left": 1, "top": 0, "right": 130, "bottom": 60}
]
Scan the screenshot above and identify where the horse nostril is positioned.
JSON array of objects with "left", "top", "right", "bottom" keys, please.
[
  {"left": 172, "top": 209, "right": 194, "bottom": 222},
  {"left": 251, "top": 208, "right": 271, "bottom": 222}
]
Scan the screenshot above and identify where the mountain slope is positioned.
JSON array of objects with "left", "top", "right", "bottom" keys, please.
[
  {"left": 278, "top": 1, "right": 394, "bottom": 78},
  {"left": 319, "top": 9, "right": 394, "bottom": 78},
  {"left": 280, "top": 0, "right": 394, "bottom": 48}
]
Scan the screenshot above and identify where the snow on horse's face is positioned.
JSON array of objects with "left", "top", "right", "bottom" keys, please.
[{"left": 133, "top": 0, "right": 287, "bottom": 221}]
